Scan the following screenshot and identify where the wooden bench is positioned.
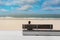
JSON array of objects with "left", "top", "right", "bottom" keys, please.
[{"left": 22, "top": 24, "right": 53, "bottom": 30}]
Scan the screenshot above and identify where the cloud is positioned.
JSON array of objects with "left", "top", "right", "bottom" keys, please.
[
  {"left": 42, "top": 7, "right": 60, "bottom": 11},
  {"left": 0, "top": 9, "right": 8, "bottom": 12},
  {"left": 5, "top": 2, "right": 12, "bottom": 6},
  {"left": 0, "top": 0, "right": 38, "bottom": 6},
  {"left": 0, "top": 0, "right": 39, "bottom": 12},
  {"left": 43, "top": 0, "right": 60, "bottom": 7},
  {"left": 17, "top": 5, "right": 33, "bottom": 11},
  {"left": 12, "top": 0, "right": 38, "bottom": 4},
  {"left": 41, "top": 0, "right": 60, "bottom": 11}
]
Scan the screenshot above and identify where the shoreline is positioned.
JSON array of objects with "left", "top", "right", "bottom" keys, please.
[{"left": 0, "top": 17, "right": 60, "bottom": 20}]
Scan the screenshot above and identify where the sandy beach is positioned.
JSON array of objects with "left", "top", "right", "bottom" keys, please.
[
  {"left": 0, "top": 18, "right": 60, "bottom": 40},
  {"left": 0, "top": 18, "right": 60, "bottom": 30}
]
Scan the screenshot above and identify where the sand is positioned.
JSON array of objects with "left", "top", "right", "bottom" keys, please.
[{"left": 0, "top": 18, "right": 59, "bottom": 30}]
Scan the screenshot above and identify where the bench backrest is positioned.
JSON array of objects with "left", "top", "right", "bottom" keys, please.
[{"left": 22, "top": 24, "right": 53, "bottom": 29}]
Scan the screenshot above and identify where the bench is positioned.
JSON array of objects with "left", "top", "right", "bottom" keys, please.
[{"left": 22, "top": 24, "right": 53, "bottom": 30}]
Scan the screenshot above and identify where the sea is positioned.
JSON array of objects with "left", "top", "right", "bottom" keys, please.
[{"left": 0, "top": 14, "right": 60, "bottom": 18}]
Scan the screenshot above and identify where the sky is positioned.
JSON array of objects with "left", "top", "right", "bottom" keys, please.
[{"left": 0, "top": 0, "right": 60, "bottom": 15}]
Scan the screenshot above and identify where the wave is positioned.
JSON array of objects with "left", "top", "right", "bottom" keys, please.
[
  {"left": 0, "top": 17, "right": 13, "bottom": 18},
  {"left": 0, "top": 17, "right": 60, "bottom": 20}
]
